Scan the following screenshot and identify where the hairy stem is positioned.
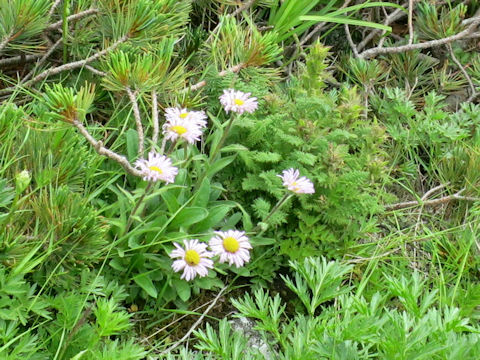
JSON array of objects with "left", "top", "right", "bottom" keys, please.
[
  {"left": 126, "top": 87, "right": 145, "bottom": 158},
  {"left": 151, "top": 90, "right": 160, "bottom": 145},
  {"left": 124, "top": 182, "right": 153, "bottom": 235},
  {"left": 253, "top": 193, "right": 293, "bottom": 233}
]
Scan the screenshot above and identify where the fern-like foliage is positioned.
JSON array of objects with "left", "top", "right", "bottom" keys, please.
[{"left": 214, "top": 47, "right": 390, "bottom": 258}]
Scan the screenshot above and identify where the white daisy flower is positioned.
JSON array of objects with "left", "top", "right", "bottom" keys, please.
[
  {"left": 165, "top": 107, "right": 207, "bottom": 127},
  {"left": 219, "top": 89, "right": 258, "bottom": 114},
  {"left": 170, "top": 239, "right": 214, "bottom": 281},
  {"left": 162, "top": 117, "right": 204, "bottom": 144},
  {"left": 134, "top": 151, "right": 178, "bottom": 183},
  {"left": 209, "top": 230, "right": 252, "bottom": 268},
  {"left": 277, "top": 168, "right": 315, "bottom": 194}
]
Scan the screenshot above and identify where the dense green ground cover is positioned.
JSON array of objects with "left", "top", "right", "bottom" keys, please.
[{"left": 2, "top": 0, "right": 480, "bottom": 358}]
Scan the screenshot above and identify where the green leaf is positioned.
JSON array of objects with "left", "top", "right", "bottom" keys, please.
[
  {"left": 71, "top": 350, "right": 88, "bottom": 360},
  {"left": 196, "top": 276, "right": 224, "bottom": 290},
  {"left": 133, "top": 274, "right": 158, "bottom": 298},
  {"left": 207, "top": 155, "right": 236, "bottom": 178},
  {"left": 252, "top": 237, "right": 276, "bottom": 246},
  {"left": 160, "top": 190, "right": 180, "bottom": 213},
  {"left": 194, "top": 178, "right": 211, "bottom": 208},
  {"left": 174, "top": 279, "right": 191, "bottom": 301},
  {"left": 220, "top": 144, "right": 249, "bottom": 153},
  {"left": 191, "top": 203, "right": 236, "bottom": 233},
  {"left": 299, "top": 15, "right": 392, "bottom": 31},
  {"left": 328, "top": 2, "right": 406, "bottom": 17},
  {"left": 169, "top": 207, "right": 209, "bottom": 229},
  {"left": 125, "top": 128, "right": 139, "bottom": 161}
]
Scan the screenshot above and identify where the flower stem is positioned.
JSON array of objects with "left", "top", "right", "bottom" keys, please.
[
  {"left": 166, "top": 139, "right": 178, "bottom": 156},
  {"left": 194, "top": 114, "right": 237, "bottom": 190},
  {"left": 208, "top": 114, "right": 237, "bottom": 165},
  {"left": 124, "top": 182, "right": 153, "bottom": 235},
  {"left": 62, "top": 0, "right": 70, "bottom": 63},
  {"left": 253, "top": 193, "right": 292, "bottom": 233}
]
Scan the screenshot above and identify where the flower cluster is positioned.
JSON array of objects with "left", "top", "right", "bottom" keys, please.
[
  {"left": 169, "top": 230, "right": 252, "bottom": 281},
  {"left": 131, "top": 91, "right": 315, "bottom": 283},
  {"left": 134, "top": 90, "right": 257, "bottom": 183}
]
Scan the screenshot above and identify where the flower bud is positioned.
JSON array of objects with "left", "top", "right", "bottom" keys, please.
[{"left": 15, "top": 170, "right": 31, "bottom": 194}]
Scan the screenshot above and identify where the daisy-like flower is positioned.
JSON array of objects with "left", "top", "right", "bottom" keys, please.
[
  {"left": 134, "top": 151, "right": 178, "bottom": 183},
  {"left": 170, "top": 239, "right": 214, "bottom": 281},
  {"left": 165, "top": 107, "right": 207, "bottom": 127},
  {"left": 162, "top": 117, "right": 204, "bottom": 144},
  {"left": 209, "top": 230, "right": 252, "bottom": 268},
  {"left": 219, "top": 89, "right": 258, "bottom": 114},
  {"left": 277, "top": 168, "right": 315, "bottom": 194}
]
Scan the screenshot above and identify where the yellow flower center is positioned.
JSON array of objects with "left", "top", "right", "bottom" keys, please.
[
  {"left": 149, "top": 165, "right": 163, "bottom": 174},
  {"left": 234, "top": 99, "right": 245, "bottom": 106},
  {"left": 171, "top": 125, "right": 187, "bottom": 135},
  {"left": 185, "top": 249, "right": 200, "bottom": 266},
  {"left": 223, "top": 237, "right": 240, "bottom": 253},
  {"left": 179, "top": 112, "right": 189, "bottom": 119},
  {"left": 290, "top": 181, "right": 301, "bottom": 192}
]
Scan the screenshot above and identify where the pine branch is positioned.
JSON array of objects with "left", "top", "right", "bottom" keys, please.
[
  {"left": 84, "top": 64, "right": 106, "bottom": 76},
  {"left": 72, "top": 119, "right": 142, "bottom": 177},
  {"left": 48, "top": 0, "right": 63, "bottom": 17},
  {"left": 0, "top": 35, "right": 129, "bottom": 95},
  {"left": 20, "top": 38, "right": 63, "bottom": 84},
  {"left": 0, "top": 53, "right": 42, "bottom": 67}
]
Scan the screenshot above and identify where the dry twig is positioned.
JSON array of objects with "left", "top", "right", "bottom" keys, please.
[
  {"left": 447, "top": 43, "right": 477, "bottom": 101},
  {"left": 408, "top": 0, "right": 414, "bottom": 45},
  {"left": 345, "top": 24, "right": 359, "bottom": 58},
  {"left": 414, "top": 183, "right": 450, "bottom": 234},
  {"left": 359, "top": 18, "right": 480, "bottom": 58},
  {"left": 385, "top": 187, "right": 480, "bottom": 211},
  {"left": 356, "top": 4, "right": 407, "bottom": 52},
  {"left": 160, "top": 286, "right": 228, "bottom": 355},
  {"left": 142, "top": 298, "right": 215, "bottom": 345},
  {"left": 299, "top": 0, "right": 353, "bottom": 46}
]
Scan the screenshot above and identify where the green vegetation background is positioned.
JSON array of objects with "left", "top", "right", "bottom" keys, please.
[{"left": 2, "top": 0, "right": 480, "bottom": 358}]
